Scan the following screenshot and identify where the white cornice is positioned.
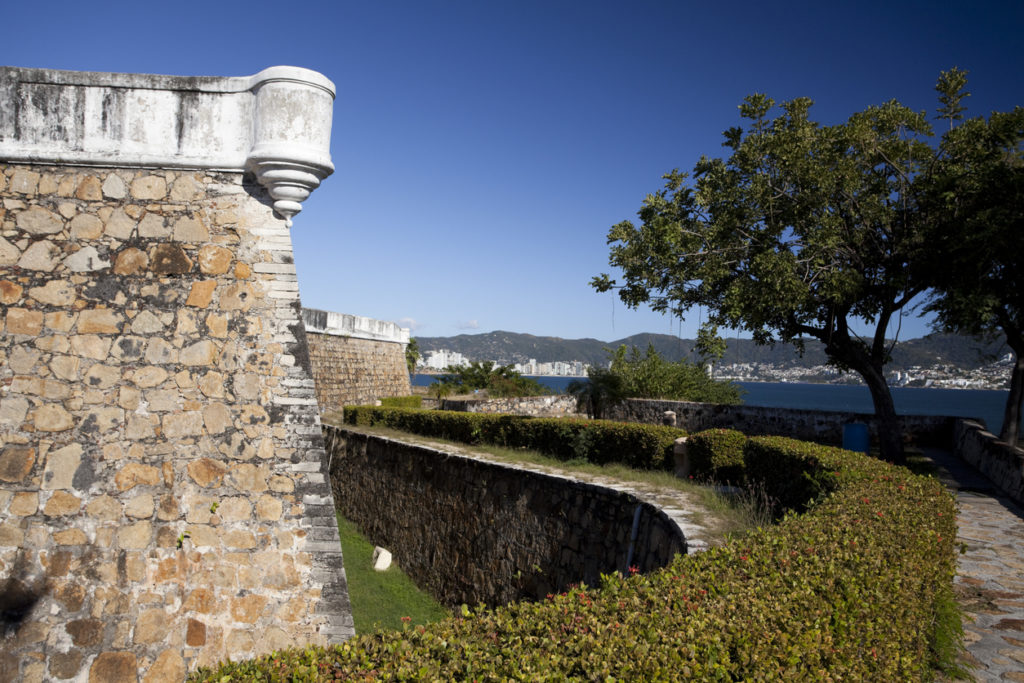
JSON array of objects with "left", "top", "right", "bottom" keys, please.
[{"left": 0, "top": 65, "right": 335, "bottom": 226}]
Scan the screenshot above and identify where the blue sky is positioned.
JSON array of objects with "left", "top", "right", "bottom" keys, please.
[{"left": 6, "top": 1, "right": 1023, "bottom": 341}]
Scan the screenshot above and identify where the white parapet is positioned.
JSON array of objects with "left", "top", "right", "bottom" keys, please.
[
  {"left": 302, "top": 307, "right": 411, "bottom": 345},
  {"left": 0, "top": 65, "right": 335, "bottom": 226}
]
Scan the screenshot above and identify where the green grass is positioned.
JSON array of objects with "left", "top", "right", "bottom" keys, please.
[{"left": 335, "top": 512, "right": 449, "bottom": 634}]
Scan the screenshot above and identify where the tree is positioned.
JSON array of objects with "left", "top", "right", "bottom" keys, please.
[
  {"left": 607, "top": 344, "right": 742, "bottom": 404},
  {"left": 405, "top": 337, "right": 421, "bottom": 376},
  {"left": 434, "top": 361, "right": 551, "bottom": 398},
  {"left": 593, "top": 90, "right": 940, "bottom": 462},
  {"left": 695, "top": 323, "right": 727, "bottom": 376},
  {"left": 567, "top": 366, "right": 625, "bottom": 419},
  {"left": 919, "top": 70, "right": 1024, "bottom": 445}
]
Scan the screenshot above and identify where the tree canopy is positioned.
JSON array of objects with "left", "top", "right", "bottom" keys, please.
[
  {"left": 918, "top": 71, "right": 1024, "bottom": 444},
  {"left": 405, "top": 337, "right": 421, "bottom": 375},
  {"left": 593, "top": 85, "right": 946, "bottom": 462}
]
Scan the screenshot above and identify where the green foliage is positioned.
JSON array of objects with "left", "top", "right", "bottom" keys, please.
[
  {"left": 434, "top": 360, "right": 552, "bottom": 398},
  {"left": 335, "top": 513, "right": 448, "bottom": 634},
  {"left": 191, "top": 434, "right": 960, "bottom": 682},
  {"left": 405, "top": 337, "right": 421, "bottom": 375},
  {"left": 686, "top": 428, "right": 747, "bottom": 482},
  {"left": 917, "top": 69, "right": 1024, "bottom": 443},
  {"left": 608, "top": 343, "right": 742, "bottom": 404},
  {"left": 379, "top": 395, "right": 422, "bottom": 409},
  {"left": 343, "top": 406, "right": 682, "bottom": 470},
  {"left": 566, "top": 365, "right": 626, "bottom": 419},
  {"left": 694, "top": 323, "right": 727, "bottom": 368},
  {"left": 591, "top": 80, "right": 973, "bottom": 461}
]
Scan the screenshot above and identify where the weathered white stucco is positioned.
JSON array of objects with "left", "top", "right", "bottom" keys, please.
[{"left": 0, "top": 65, "right": 334, "bottom": 225}]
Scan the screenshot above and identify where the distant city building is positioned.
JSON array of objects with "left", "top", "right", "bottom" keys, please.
[{"left": 423, "top": 349, "right": 470, "bottom": 370}]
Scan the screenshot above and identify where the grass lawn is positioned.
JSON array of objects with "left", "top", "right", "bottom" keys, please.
[{"left": 335, "top": 512, "right": 449, "bottom": 634}]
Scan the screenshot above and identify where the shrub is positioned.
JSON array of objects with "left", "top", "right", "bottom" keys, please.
[
  {"left": 192, "top": 434, "right": 959, "bottom": 681},
  {"left": 343, "top": 406, "right": 683, "bottom": 470},
  {"left": 743, "top": 435, "right": 842, "bottom": 514},
  {"left": 608, "top": 343, "right": 743, "bottom": 404},
  {"left": 686, "top": 428, "right": 747, "bottom": 482},
  {"left": 379, "top": 395, "right": 422, "bottom": 409},
  {"left": 433, "top": 361, "right": 552, "bottom": 397}
]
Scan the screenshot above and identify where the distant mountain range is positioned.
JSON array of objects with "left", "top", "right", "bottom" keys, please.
[{"left": 415, "top": 331, "right": 1012, "bottom": 371}]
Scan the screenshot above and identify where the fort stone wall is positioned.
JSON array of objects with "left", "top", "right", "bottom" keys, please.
[
  {"left": 324, "top": 425, "right": 686, "bottom": 609},
  {"left": 607, "top": 398, "right": 958, "bottom": 447},
  {"left": 0, "top": 66, "right": 352, "bottom": 682},
  {"left": 303, "top": 308, "right": 411, "bottom": 412}
]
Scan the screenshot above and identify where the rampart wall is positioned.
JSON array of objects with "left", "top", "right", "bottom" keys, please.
[
  {"left": 954, "top": 420, "right": 1024, "bottom": 505},
  {"left": 303, "top": 308, "right": 410, "bottom": 412},
  {"left": 426, "top": 394, "right": 577, "bottom": 416},
  {"left": 0, "top": 66, "right": 351, "bottom": 682},
  {"left": 608, "top": 398, "right": 1024, "bottom": 504},
  {"left": 607, "top": 398, "right": 957, "bottom": 447},
  {"left": 324, "top": 425, "right": 686, "bottom": 608}
]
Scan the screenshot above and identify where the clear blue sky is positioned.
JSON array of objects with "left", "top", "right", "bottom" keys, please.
[{"left": 7, "top": 1, "right": 1022, "bottom": 341}]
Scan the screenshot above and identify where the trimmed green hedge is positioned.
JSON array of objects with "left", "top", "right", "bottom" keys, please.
[
  {"left": 687, "top": 428, "right": 747, "bottom": 483},
  {"left": 379, "top": 395, "right": 422, "bottom": 409},
  {"left": 192, "top": 434, "right": 959, "bottom": 681},
  {"left": 343, "top": 405, "right": 684, "bottom": 470}
]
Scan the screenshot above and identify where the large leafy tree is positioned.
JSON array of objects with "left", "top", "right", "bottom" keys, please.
[
  {"left": 593, "top": 91, "right": 938, "bottom": 463},
  {"left": 919, "top": 71, "right": 1024, "bottom": 445}
]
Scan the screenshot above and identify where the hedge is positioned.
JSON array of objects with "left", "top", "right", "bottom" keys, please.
[
  {"left": 192, "top": 435, "right": 959, "bottom": 681},
  {"left": 379, "top": 395, "right": 422, "bottom": 409},
  {"left": 686, "top": 428, "right": 747, "bottom": 483},
  {"left": 342, "top": 405, "right": 684, "bottom": 470}
]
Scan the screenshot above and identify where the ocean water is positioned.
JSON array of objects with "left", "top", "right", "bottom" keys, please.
[{"left": 412, "top": 374, "right": 1016, "bottom": 434}]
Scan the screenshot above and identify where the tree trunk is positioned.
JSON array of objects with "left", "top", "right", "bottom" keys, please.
[
  {"left": 1000, "top": 352, "right": 1023, "bottom": 448},
  {"left": 825, "top": 333, "right": 905, "bottom": 465},
  {"left": 860, "top": 362, "right": 905, "bottom": 465}
]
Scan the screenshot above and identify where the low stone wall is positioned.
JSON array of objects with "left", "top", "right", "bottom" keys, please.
[
  {"left": 303, "top": 309, "right": 410, "bottom": 412},
  {"left": 323, "top": 425, "right": 686, "bottom": 608},
  {"left": 432, "top": 395, "right": 577, "bottom": 417},
  {"left": 608, "top": 398, "right": 958, "bottom": 447},
  {"left": 954, "top": 420, "right": 1024, "bottom": 505}
]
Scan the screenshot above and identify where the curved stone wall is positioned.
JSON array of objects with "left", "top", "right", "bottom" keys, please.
[{"left": 324, "top": 425, "right": 687, "bottom": 608}]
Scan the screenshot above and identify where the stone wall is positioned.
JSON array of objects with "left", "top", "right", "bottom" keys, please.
[
  {"left": 954, "top": 420, "right": 1024, "bottom": 506},
  {"left": 324, "top": 425, "right": 686, "bottom": 608},
  {"left": 303, "top": 308, "right": 410, "bottom": 412},
  {"left": 607, "top": 398, "right": 958, "bottom": 447},
  {"left": 0, "top": 67, "right": 352, "bottom": 682},
  {"left": 428, "top": 394, "right": 577, "bottom": 417}
]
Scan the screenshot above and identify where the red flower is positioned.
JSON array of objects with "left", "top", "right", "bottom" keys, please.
[{"left": 628, "top": 565, "right": 639, "bottom": 575}]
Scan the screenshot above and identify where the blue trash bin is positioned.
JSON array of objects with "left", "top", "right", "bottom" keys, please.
[{"left": 842, "top": 422, "right": 870, "bottom": 454}]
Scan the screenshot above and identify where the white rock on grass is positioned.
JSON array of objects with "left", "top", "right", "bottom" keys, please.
[{"left": 371, "top": 546, "right": 392, "bottom": 571}]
